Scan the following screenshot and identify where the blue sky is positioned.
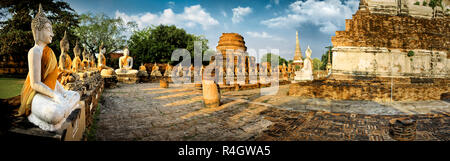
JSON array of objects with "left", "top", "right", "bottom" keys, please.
[{"left": 64, "top": 0, "right": 360, "bottom": 60}]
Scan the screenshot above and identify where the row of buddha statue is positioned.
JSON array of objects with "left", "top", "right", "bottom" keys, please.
[{"left": 17, "top": 4, "right": 135, "bottom": 131}]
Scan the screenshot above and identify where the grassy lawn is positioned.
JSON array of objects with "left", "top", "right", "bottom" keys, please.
[{"left": 0, "top": 77, "right": 25, "bottom": 99}]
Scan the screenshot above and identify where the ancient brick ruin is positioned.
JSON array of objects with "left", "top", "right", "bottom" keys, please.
[{"left": 289, "top": 0, "right": 449, "bottom": 101}]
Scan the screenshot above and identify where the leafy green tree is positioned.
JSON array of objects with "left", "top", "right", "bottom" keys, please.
[
  {"left": 260, "top": 53, "right": 288, "bottom": 65},
  {"left": 73, "top": 13, "right": 136, "bottom": 55},
  {"left": 312, "top": 58, "right": 322, "bottom": 71},
  {"left": 127, "top": 25, "right": 209, "bottom": 68},
  {"left": 0, "top": 0, "right": 79, "bottom": 61},
  {"left": 320, "top": 50, "right": 333, "bottom": 70}
]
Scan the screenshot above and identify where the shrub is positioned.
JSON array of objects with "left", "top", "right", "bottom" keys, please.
[
  {"left": 414, "top": 1, "right": 420, "bottom": 5},
  {"left": 407, "top": 51, "right": 415, "bottom": 57},
  {"left": 423, "top": 1, "right": 428, "bottom": 6}
]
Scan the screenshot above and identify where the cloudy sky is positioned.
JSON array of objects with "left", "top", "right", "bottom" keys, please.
[{"left": 64, "top": 0, "right": 360, "bottom": 59}]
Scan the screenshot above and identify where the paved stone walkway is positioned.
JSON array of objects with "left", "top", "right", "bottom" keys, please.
[{"left": 95, "top": 82, "right": 449, "bottom": 141}]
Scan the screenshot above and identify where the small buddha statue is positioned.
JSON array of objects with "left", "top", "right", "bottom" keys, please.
[
  {"left": 18, "top": 4, "right": 80, "bottom": 131},
  {"left": 81, "top": 48, "right": 89, "bottom": 71},
  {"left": 164, "top": 62, "right": 172, "bottom": 77},
  {"left": 57, "top": 31, "right": 75, "bottom": 85},
  {"left": 176, "top": 64, "right": 183, "bottom": 77},
  {"left": 150, "top": 63, "right": 162, "bottom": 77},
  {"left": 72, "top": 41, "right": 82, "bottom": 73},
  {"left": 139, "top": 63, "right": 146, "bottom": 72},
  {"left": 115, "top": 46, "right": 138, "bottom": 75},
  {"left": 294, "top": 46, "right": 313, "bottom": 81},
  {"left": 89, "top": 52, "right": 95, "bottom": 70}
]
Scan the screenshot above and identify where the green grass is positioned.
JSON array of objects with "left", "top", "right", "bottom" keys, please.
[
  {"left": 86, "top": 104, "right": 101, "bottom": 141},
  {"left": 0, "top": 77, "right": 25, "bottom": 99}
]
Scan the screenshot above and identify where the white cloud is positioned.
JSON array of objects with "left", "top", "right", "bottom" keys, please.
[
  {"left": 221, "top": 10, "right": 227, "bottom": 17},
  {"left": 261, "top": 0, "right": 359, "bottom": 34},
  {"left": 115, "top": 5, "right": 219, "bottom": 30},
  {"left": 265, "top": 4, "right": 272, "bottom": 9},
  {"left": 274, "top": 0, "right": 280, "bottom": 5},
  {"left": 168, "top": 1, "right": 175, "bottom": 8},
  {"left": 232, "top": 6, "right": 252, "bottom": 23},
  {"left": 246, "top": 31, "right": 285, "bottom": 42}
]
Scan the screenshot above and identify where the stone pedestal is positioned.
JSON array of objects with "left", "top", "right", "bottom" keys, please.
[{"left": 115, "top": 69, "right": 139, "bottom": 84}]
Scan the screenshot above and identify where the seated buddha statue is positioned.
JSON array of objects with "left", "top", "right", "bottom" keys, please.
[
  {"left": 294, "top": 46, "right": 313, "bottom": 81},
  {"left": 139, "top": 63, "right": 146, "bottom": 72},
  {"left": 163, "top": 62, "right": 172, "bottom": 77},
  {"left": 115, "top": 46, "right": 138, "bottom": 75},
  {"left": 97, "top": 43, "right": 115, "bottom": 77},
  {"left": 71, "top": 41, "right": 82, "bottom": 73},
  {"left": 81, "top": 48, "right": 89, "bottom": 71},
  {"left": 150, "top": 63, "right": 162, "bottom": 77},
  {"left": 57, "top": 31, "right": 78, "bottom": 85},
  {"left": 18, "top": 4, "right": 80, "bottom": 131},
  {"left": 89, "top": 52, "right": 95, "bottom": 70}
]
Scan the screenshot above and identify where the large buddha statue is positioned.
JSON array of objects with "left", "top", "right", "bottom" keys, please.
[
  {"left": 294, "top": 46, "right": 313, "bottom": 81},
  {"left": 115, "top": 46, "right": 138, "bottom": 75},
  {"left": 18, "top": 4, "right": 80, "bottom": 131}
]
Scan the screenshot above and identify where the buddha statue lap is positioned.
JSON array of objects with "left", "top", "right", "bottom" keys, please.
[
  {"left": 18, "top": 4, "right": 81, "bottom": 131},
  {"left": 294, "top": 46, "right": 313, "bottom": 81}
]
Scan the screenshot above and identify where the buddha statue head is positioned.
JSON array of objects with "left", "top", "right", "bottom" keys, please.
[
  {"left": 73, "top": 41, "right": 81, "bottom": 58},
  {"left": 123, "top": 46, "right": 129, "bottom": 57},
  {"left": 31, "top": 4, "right": 53, "bottom": 45},
  {"left": 60, "top": 31, "right": 69, "bottom": 53},
  {"left": 82, "top": 48, "right": 87, "bottom": 60},
  {"left": 305, "top": 46, "right": 312, "bottom": 58}
]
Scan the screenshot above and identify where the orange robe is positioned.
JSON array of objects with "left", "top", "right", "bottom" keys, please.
[
  {"left": 57, "top": 54, "right": 72, "bottom": 85},
  {"left": 81, "top": 59, "right": 89, "bottom": 70},
  {"left": 121, "top": 55, "right": 130, "bottom": 67},
  {"left": 72, "top": 56, "right": 82, "bottom": 72},
  {"left": 18, "top": 46, "right": 58, "bottom": 116},
  {"left": 97, "top": 54, "right": 109, "bottom": 71}
]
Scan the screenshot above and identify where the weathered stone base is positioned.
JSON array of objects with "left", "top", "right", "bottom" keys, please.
[
  {"left": 116, "top": 73, "right": 139, "bottom": 84},
  {"left": 102, "top": 75, "right": 118, "bottom": 88},
  {"left": 288, "top": 76, "right": 449, "bottom": 101}
]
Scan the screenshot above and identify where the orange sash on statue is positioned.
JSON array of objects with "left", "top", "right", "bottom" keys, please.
[
  {"left": 64, "top": 54, "right": 72, "bottom": 70},
  {"left": 72, "top": 56, "right": 82, "bottom": 72},
  {"left": 121, "top": 55, "right": 130, "bottom": 67},
  {"left": 18, "top": 46, "right": 59, "bottom": 116}
]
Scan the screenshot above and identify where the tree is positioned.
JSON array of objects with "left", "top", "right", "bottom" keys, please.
[
  {"left": 73, "top": 13, "right": 135, "bottom": 56},
  {"left": 320, "top": 49, "right": 333, "bottom": 70},
  {"left": 127, "top": 25, "right": 209, "bottom": 68},
  {"left": 0, "top": 0, "right": 79, "bottom": 61},
  {"left": 260, "top": 53, "right": 288, "bottom": 65},
  {"left": 312, "top": 58, "right": 322, "bottom": 71}
]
